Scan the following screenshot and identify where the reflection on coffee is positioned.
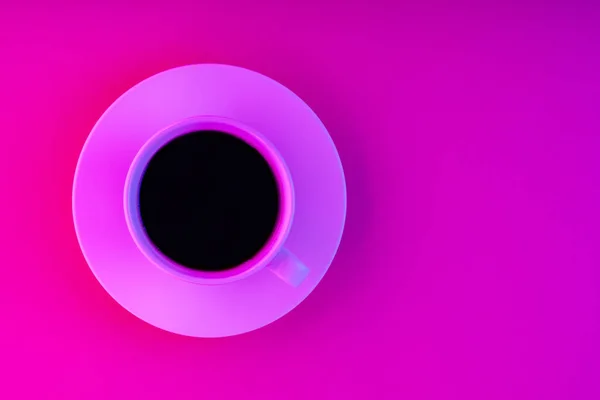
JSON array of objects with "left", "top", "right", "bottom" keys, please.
[{"left": 138, "top": 130, "right": 280, "bottom": 272}]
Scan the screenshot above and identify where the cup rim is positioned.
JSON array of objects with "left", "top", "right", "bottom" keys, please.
[{"left": 123, "top": 115, "right": 295, "bottom": 285}]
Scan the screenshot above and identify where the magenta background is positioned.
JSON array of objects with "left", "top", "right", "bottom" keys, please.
[{"left": 1, "top": 2, "right": 600, "bottom": 399}]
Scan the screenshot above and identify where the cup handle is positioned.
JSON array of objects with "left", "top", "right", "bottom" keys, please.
[{"left": 267, "top": 248, "right": 309, "bottom": 287}]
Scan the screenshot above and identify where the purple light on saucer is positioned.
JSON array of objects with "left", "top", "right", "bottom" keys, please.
[{"left": 72, "top": 64, "right": 346, "bottom": 337}]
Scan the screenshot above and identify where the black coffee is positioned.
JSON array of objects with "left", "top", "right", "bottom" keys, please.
[{"left": 138, "top": 130, "right": 280, "bottom": 272}]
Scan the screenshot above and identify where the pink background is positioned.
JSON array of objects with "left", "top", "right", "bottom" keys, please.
[{"left": 1, "top": 1, "right": 600, "bottom": 399}]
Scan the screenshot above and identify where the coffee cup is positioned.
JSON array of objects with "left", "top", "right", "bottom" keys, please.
[{"left": 123, "top": 115, "right": 309, "bottom": 286}]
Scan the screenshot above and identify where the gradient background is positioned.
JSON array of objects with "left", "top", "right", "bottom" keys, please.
[{"left": 1, "top": 1, "right": 600, "bottom": 399}]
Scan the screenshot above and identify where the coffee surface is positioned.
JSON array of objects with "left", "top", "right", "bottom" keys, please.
[{"left": 138, "top": 130, "right": 280, "bottom": 272}]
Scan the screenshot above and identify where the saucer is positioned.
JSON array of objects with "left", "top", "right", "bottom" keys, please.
[{"left": 72, "top": 64, "right": 347, "bottom": 337}]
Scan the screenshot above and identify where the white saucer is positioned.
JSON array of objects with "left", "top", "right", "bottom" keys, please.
[{"left": 72, "top": 64, "right": 347, "bottom": 337}]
